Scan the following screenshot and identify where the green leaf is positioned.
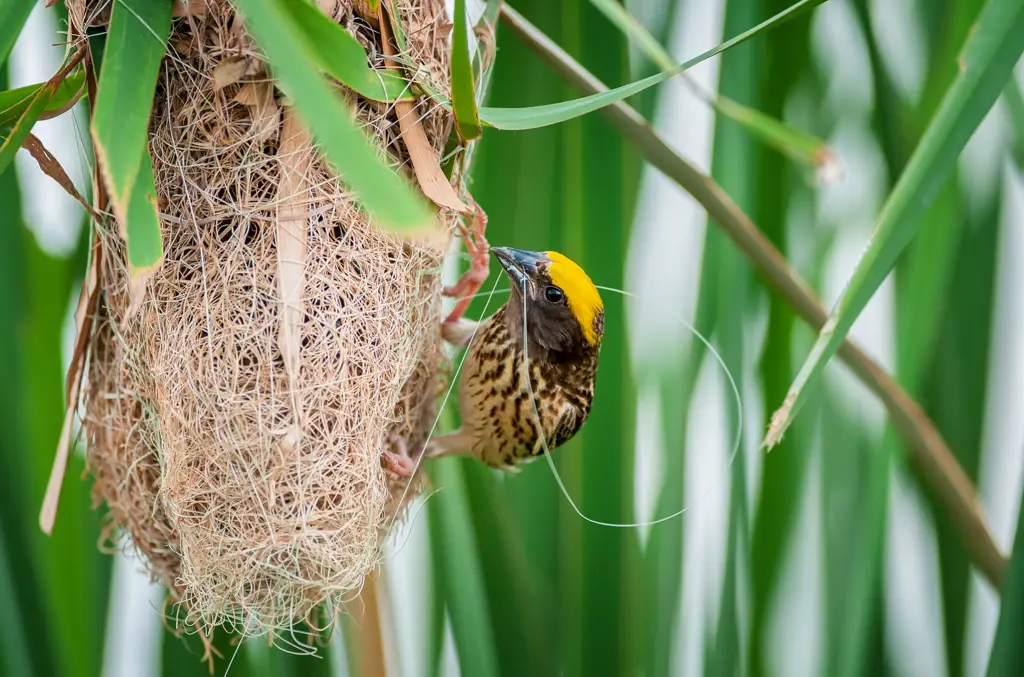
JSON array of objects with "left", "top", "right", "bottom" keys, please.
[
  {"left": 126, "top": 148, "right": 163, "bottom": 273},
  {"left": 451, "top": 0, "right": 481, "bottom": 139},
  {"left": 985, "top": 491, "right": 1024, "bottom": 676},
  {"left": 91, "top": 0, "right": 171, "bottom": 213},
  {"left": 0, "top": 73, "right": 86, "bottom": 129},
  {"left": 235, "top": 0, "right": 433, "bottom": 234},
  {"left": 1006, "top": 78, "right": 1024, "bottom": 169},
  {"left": 765, "top": 0, "right": 1024, "bottom": 448},
  {"left": 0, "top": 0, "right": 34, "bottom": 68},
  {"left": 277, "top": 0, "right": 415, "bottom": 102},
  {"left": 426, "top": 459, "right": 500, "bottom": 677},
  {"left": 587, "top": 0, "right": 834, "bottom": 173},
  {"left": 476, "top": 0, "right": 826, "bottom": 130},
  {"left": 0, "top": 81, "right": 53, "bottom": 176}
]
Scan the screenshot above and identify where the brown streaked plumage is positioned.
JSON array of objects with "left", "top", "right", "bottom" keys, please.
[{"left": 383, "top": 247, "right": 604, "bottom": 475}]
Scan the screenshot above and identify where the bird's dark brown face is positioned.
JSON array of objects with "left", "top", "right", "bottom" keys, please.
[{"left": 492, "top": 247, "right": 604, "bottom": 358}]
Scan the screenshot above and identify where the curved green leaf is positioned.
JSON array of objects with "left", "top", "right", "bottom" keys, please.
[
  {"left": 0, "top": 73, "right": 86, "bottom": 129},
  {"left": 764, "top": 0, "right": 1024, "bottom": 448},
  {"left": 126, "top": 147, "right": 162, "bottom": 274},
  {"left": 451, "top": 0, "right": 481, "bottom": 139},
  {"left": 477, "top": 0, "right": 826, "bottom": 130},
  {"left": 278, "top": 0, "right": 416, "bottom": 102},
  {"left": 235, "top": 0, "right": 433, "bottom": 233},
  {"left": 985, "top": 491, "right": 1024, "bottom": 676},
  {"left": 0, "top": 81, "right": 52, "bottom": 176},
  {"left": 91, "top": 0, "right": 171, "bottom": 213}
]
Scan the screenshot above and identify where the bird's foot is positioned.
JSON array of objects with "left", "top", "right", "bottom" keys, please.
[
  {"left": 442, "top": 197, "right": 489, "bottom": 328},
  {"left": 382, "top": 434, "right": 417, "bottom": 480}
]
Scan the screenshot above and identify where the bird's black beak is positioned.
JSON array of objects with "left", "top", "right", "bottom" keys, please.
[{"left": 492, "top": 247, "right": 548, "bottom": 293}]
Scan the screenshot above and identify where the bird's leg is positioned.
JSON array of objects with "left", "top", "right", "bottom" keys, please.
[
  {"left": 442, "top": 198, "right": 489, "bottom": 328},
  {"left": 424, "top": 430, "right": 475, "bottom": 460},
  {"left": 382, "top": 432, "right": 417, "bottom": 479}
]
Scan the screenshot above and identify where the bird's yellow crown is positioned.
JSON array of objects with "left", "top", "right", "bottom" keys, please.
[{"left": 545, "top": 251, "right": 603, "bottom": 345}]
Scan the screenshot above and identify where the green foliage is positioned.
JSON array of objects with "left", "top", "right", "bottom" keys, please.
[
  {"left": 767, "top": 0, "right": 1024, "bottom": 446},
  {"left": 3, "top": 0, "right": 1024, "bottom": 676}
]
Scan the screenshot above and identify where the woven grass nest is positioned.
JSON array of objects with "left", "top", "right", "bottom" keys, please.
[{"left": 71, "top": 0, "right": 473, "bottom": 638}]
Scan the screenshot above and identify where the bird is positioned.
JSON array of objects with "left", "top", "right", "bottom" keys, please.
[{"left": 383, "top": 246, "right": 604, "bottom": 475}]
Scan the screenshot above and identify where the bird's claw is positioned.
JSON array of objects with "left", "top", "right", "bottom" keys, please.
[
  {"left": 382, "top": 434, "right": 417, "bottom": 480},
  {"left": 442, "top": 197, "right": 489, "bottom": 328}
]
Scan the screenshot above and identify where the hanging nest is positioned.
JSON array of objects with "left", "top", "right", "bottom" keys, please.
[{"left": 70, "top": 0, "right": 472, "bottom": 636}]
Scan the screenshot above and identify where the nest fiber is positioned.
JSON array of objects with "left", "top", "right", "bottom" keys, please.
[{"left": 74, "top": 0, "right": 458, "bottom": 634}]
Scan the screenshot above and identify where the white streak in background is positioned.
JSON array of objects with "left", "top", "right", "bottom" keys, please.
[
  {"left": 765, "top": 447, "right": 822, "bottom": 677},
  {"left": 440, "top": 616, "right": 460, "bottom": 677},
  {"left": 382, "top": 500, "right": 435, "bottom": 677},
  {"left": 622, "top": 0, "right": 724, "bottom": 673},
  {"left": 674, "top": 352, "right": 730, "bottom": 677},
  {"left": 101, "top": 552, "right": 164, "bottom": 677},
  {"left": 625, "top": 0, "right": 722, "bottom": 367},
  {"left": 9, "top": 2, "right": 88, "bottom": 258},
  {"left": 633, "top": 383, "right": 664, "bottom": 545},
  {"left": 960, "top": 98, "right": 1009, "bottom": 220},
  {"left": 867, "top": 0, "right": 926, "bottom": 103},
  {"left": 811, "top": 0, "right": 874, "bottom": 120},
  {"left": 886, "top": 470, "right": 950, "bottom": 677},
  {"left": 965, "top": 162, "right": 1024, "bottom": 677},
  {"left": 330, "top": 620, "right": 351, "bottom": 677}
]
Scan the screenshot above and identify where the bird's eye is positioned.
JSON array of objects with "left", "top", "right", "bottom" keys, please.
[{"left": 544, "top": 286, "right": 565, "bottom": 304}]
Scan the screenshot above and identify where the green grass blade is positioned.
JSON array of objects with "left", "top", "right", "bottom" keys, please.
[
  {"left": 478, "top": 0, "right": 827, "bottom": 130},
  {"left": 0, "top": 83, "right": 53, "bottom": 175},
  {"left": 277, "top": 0, "right": 415, "bottom": 102},
  {"left": 236, "top": 0, "right": 433, "bottom": 234},
  {"left": 0, "top": 73, "right": 86, "bottom": 129},
  {"left": 125, "top": 148, "right": 163, "bottom": 274},
  {"left": 451, "top": 0, "right": 481, "bottom": 139},
  {"left": 985, "top": 491, "right": 1024, "bottom": 677},
  {"left": 1006, "top": 78, "right": 1024, "bottom": 169},
  {"left": 426, "top": 459, "right": 500, "bottom": 677},
  {"left": 0, "top": 0, "right": 33, "bottom": 68},
  {"left": 91, "top": 0, "right": 170, "bottom": 213},
  {"left": 587, "top": 0, "right": 834, "bottom": 173},
  {"left": 765, "top": 0, "right": 1024, "bottom": 448}
]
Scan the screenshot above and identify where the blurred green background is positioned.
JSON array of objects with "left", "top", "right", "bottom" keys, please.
[{"left": 3, "top": 0, "right": 1024, "bottom": 676}]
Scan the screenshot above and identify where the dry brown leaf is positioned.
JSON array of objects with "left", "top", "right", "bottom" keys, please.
[
  {"left": 22, "top": 134, "right": 102, "bottom": 221},
  {"left": 379, "top": 6, "right": 468, "bottom": 214},
  {"left": 276, "top": 107, "right": 313, "bottom": 450},
  {"left": 213, "top": 57, "right": 248, "bottom": 91},
  {"left": 234, "top": 81, "right": 281, "bottom": 143}
]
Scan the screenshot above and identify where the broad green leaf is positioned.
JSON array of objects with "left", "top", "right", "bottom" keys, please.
[
  {"left": 426, "top": 459, "right": 500, "bottom": 677},
  {"left": 476, "top": 0, "right": 826, "bottom": 130},
  {"left": 985, "top": 491, "right": 1024, "bottom": 676},
  {"left": 0, "top": 81, "right": 52, "bottom": 176},
  {"left": 125, "top": 148, "right": 163, "bottom": 273},
  {"left": 588, "top": 0, "right": 835, "bottom": 173},
  {"left": 451, "top": 0, "right": 481, "bottom": 139},
  {"left": 765, "top": 0, "right": 1024, "bottom": 448},
  {"left": 0, "top": 0, "right": 34, "bottom": 68},
  {"left": 0, "top": 73, "right": 86, "bottom": 129},
  {"left": 277, "top": 0, "right": 415, "bottom": 102},
  {"left": 91, "top": 0, "right": 170, "bottom": 213},
  {"left": 236, "top": 0, "right": 433, "bottom": 233}
]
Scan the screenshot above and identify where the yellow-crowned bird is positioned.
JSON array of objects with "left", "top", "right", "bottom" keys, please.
[{"left": 384, "top": 247, "right": 604, "bottom": 474}]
